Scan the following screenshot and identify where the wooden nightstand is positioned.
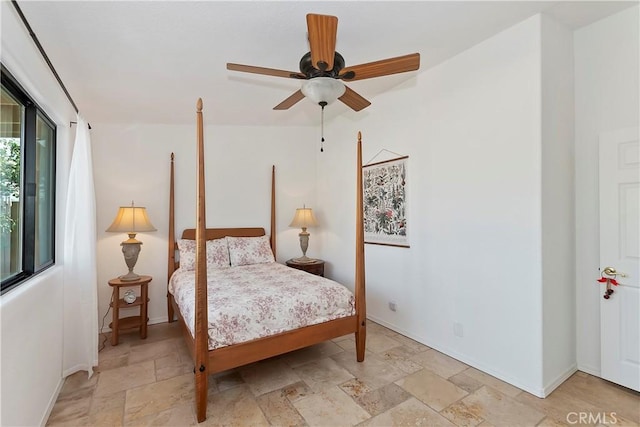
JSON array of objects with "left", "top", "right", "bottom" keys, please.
[
  {"left": 286, "top": 259, "right": 325, "bottom": 277},
  {"left": 108, "top": 275, "right": 151, "bottom": 345}
]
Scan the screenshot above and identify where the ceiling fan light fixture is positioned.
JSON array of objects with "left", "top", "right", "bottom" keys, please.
[{"left": 301, "top": 77, "right": 346, "bottom": 105}]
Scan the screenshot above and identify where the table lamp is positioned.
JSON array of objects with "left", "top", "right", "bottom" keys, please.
[
  {"left": 106, "top": 201, "right": 156, "bottom": 281},
  {"left": 289, "top": 205, "right": 318, "bottom": 263}
]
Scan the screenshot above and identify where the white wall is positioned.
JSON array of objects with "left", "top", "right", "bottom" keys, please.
[
  {"left": 91, "top": 123, "right": 319, "bottom": 326},
  {"left": 0, "top": 2, "right": 77, "bottom": 426},
  {"left": 574, "top": 6, "right": 640, "bottom": 376},
  {"left": 319, "top": 15, "right": 549, "bottom": 394},
  {"left": 540, "top": 14, "right": 576, "bottom": 392}
]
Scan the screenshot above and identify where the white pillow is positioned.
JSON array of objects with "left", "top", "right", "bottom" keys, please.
[
  {"left": 226, "top": 235, "right": 275, "bottom": 267},
  {"left": 177, "top": 239, "right": 196, "bottom": 270},
  {"left": 207, "top": 238, "right": 231, "bottom": 269},
  {"left": 177, "top": 238, "right": 230, "bottom": 270}
]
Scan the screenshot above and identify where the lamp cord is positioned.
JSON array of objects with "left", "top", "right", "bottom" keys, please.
[{"left": 98, "top": 298, "right": 112, "bottom": 352}]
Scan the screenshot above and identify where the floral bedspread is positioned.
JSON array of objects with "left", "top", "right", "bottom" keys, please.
[{"left": 169, "top": 262, "right": 355, "bottom": 350}]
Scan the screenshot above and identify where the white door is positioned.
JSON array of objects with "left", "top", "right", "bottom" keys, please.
[{"left": 599, "top": 127, "right": 640, "bottom": 391}]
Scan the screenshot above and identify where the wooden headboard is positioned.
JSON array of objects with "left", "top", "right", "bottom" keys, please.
[{"left": 180, "top": 227, "right": 265, "bottom": 241}]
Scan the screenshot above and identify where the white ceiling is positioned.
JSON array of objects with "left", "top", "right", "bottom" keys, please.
[{"left": 16, "top": 1, "right": 637, "bottom": 126}]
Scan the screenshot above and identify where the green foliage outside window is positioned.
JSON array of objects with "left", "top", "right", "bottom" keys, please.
[{"left": 0, "top": 138, "right": 20, "bottom": 233}]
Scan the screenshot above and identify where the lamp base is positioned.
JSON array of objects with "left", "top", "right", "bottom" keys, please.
[
  {"left": 120, "top": 240, "right": 142, "bottom": 282},
  {"left": 119, "top": 272, "right": 141, "bottom": 282},
  {"left": 293, "top": 255, "right": 316, "bottom": 264}
]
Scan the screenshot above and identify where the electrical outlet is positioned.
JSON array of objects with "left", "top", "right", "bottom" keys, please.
[
  {"left": 454, "top": 322, "right": 464, "bottom": 337},
  {"left": 388, "top": 301, "right": 397, "bottom": 312}
]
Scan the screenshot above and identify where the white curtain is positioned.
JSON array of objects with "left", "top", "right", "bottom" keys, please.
[{"left": 62, "top": 115, "right": 98, "bottom": 377}]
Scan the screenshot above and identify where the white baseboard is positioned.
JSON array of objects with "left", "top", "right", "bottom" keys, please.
[
  {"left": 39, "top": 376, "right": 64, "bottom": 427},
  {"left": 367, "top": 314, "right": 560, "bottom": 398},
  {"left": 149, "top": 316, "right": 168, "bottom": 325},
  {"left": 98, "top": 316, "right": 169, "bottom": 333},
  {"left": 577, "top": 363, "right": 601, "bottom": 378},
  {"left": 541, "top": 364, "right": 577, "bottom": 397}
]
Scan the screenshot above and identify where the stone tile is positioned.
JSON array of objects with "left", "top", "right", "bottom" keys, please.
[
  {"left": 143, "top": 322, "right": 184, "bottom": 342},
  {"left": 336, "top": 337, "right": 357, "bottom": 351},
  {"left": 58, "top": 370, "right": 99, "bottom": 400},
  {"left": 281, "top": 381, "right": 314, "bottom": 403},
  {"left": 238, "top": 358, "right": 301, "bottom": 396},
  {"left": 411, "top": 349, "right": 468, "bottom": 379},
  {"left": 45, "top": 323, "right": 640, "bottom": 427},
  {"left": 46, "top": 415, "right": 90, "bottom": 426},
  {"left": 88, "top": 390, "right": 125, "bottom": 426},
  {"left": 293, "top": 357, "right": 354, "bottom": 391},
  {"left": 155, "top": 352, "right": 192, "bottom": 382},
  {"left": 213, "top": 370, "right": 245, "bottom": 392},
  {"left": 391, "top": 334, "right": 431, "bottom": 353},
  {"left": 556, "top": 373, "right": 640, "bottom": 423},
  {"left": 279, "top": 340, "right": 345, "bottom": 368},
  {"left": 123, "top": 373, "right": 193, "bottom": 422},
  {"left": 128, "top": 338, "right": 180, "bottom": 364},
  {"left": 116, "top": 322, "right": 182, "bottom": 346},
  {"left": 366, "top": 333, "right": 403, "bottom": 354},
  {"left": 332, "top": 334, "right": 353, "bottom": 343},
  {"left": 367, "top": 321, "right": 402, "bottom": 338},
  {"left": 340, "top": 378, "right": 373, "bottom": 400},
  {"left": 462, "top": 367, "right": 523, "bottom": 397},
  {"left": 380, "top": 345, "right": 424, "bottom": 374},
  {"left": 97, "top": 340, "right": 131, "bottom": 370},
  {"left": 380, "top": 345, "right": 425, "bottom": 375},
  {"left": 201, "top": 384, "right": 269, "bottom": 426},
  {"left": 293, "top": 386, "right": 370, "bottom": 426},
  {"left": 47, "top": 371, "right": 100, "bottom": 425},
  {"left": 448, "top": 372, "right": 485, "bottom": 394},
  {"left": 460, "top": 386, "right": 545, "bottom": 426},
  {"left": 98, "top": 352, "right": 129, "bottom": 372},
  {"left": 256, "top": 388, "right": 307, "bottom": 426},
  {"left": 94, "top": 361, "right": 156, "bottom": 397},
  {"left": 124, "top": 402, "right": 196, "bottom": 426},
  {"left": 353, "top": 382, "right": 412, "bottom": 417},
  {"left": 46, "top": 394, "right": 93, "bottom": 426},
  {"left": 440, "top": 401, "right": 485, "bottom": 427},
  {"left": 331, "top": 350, "right": 406, "bottom": 390},
  {"left": 359, "top": 397, "right": 456, "bottom": 426},
  {"left": 516, "top": 388, "right": 608, "bottom": 426},
  {"left": 537, "top": 416, "right": 569, "bottom": 426},
  {"left": 396, "top": 368, "right": 468, "bottom": 411}
]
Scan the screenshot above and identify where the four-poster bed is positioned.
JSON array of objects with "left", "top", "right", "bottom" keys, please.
[{"left": 166, "top": 99, "right": 367, "bottom": 422}]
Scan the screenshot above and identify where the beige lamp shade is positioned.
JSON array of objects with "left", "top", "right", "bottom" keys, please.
[
  {"left": 106, "top": 206, "right": 157, "bottom": 235},
  {"left": 289, "top": 207, "right": 318, "bottom": 229}
]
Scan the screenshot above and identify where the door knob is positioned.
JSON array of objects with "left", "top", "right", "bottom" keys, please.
[{"left": 602, "top": 267, "right": 627, "bottom": 278}]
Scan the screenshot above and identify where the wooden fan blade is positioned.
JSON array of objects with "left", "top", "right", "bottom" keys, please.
[
  {"left": 340, "top": 53, "right": 420, "bottom": 81},
  {"left": 273, "top": 90, "right": 305, "bottom": 110},
  {"left": 339, "top": 86, "right": 371, "bottom": 112},
  {"left": 307, "top": 14, "right": 338, "bottom": 71},
  {"left": 227, "top": 63, "right": 304, "bottom": 79}
]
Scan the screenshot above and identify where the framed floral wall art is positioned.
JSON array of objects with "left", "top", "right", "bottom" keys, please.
[{"left": 362, "top": 155, "right": 409, "bottom": 247}]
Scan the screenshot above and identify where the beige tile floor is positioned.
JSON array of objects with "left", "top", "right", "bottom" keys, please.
[{"left": 47, "top": 321, "right": 639, "bottom": 426}]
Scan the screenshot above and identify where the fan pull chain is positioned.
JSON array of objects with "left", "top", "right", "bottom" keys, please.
[{"left": 319, "top": 101, "right": 327, "bottom": 152}]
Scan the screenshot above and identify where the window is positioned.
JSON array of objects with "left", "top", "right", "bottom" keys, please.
[{"left": 1, "top": 66, "right": 56, "bottom": 293}]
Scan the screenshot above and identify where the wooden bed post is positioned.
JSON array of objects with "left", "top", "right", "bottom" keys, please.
[
  {"left": 355, "top": 131, "right": 367, "bottom": 361},
  {"left": 194, "top": 99, "right": 209, "bottom": 422},
  {"left": 167, "top": 153, "right": 175, "bottom": 323},
  {"left": 270, "top": 165, "right": 276, "bottom": 258}
]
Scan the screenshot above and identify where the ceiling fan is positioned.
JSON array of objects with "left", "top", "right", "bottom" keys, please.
[{"left": 227, "top": 13, "right": 420, "bottom": 112}]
